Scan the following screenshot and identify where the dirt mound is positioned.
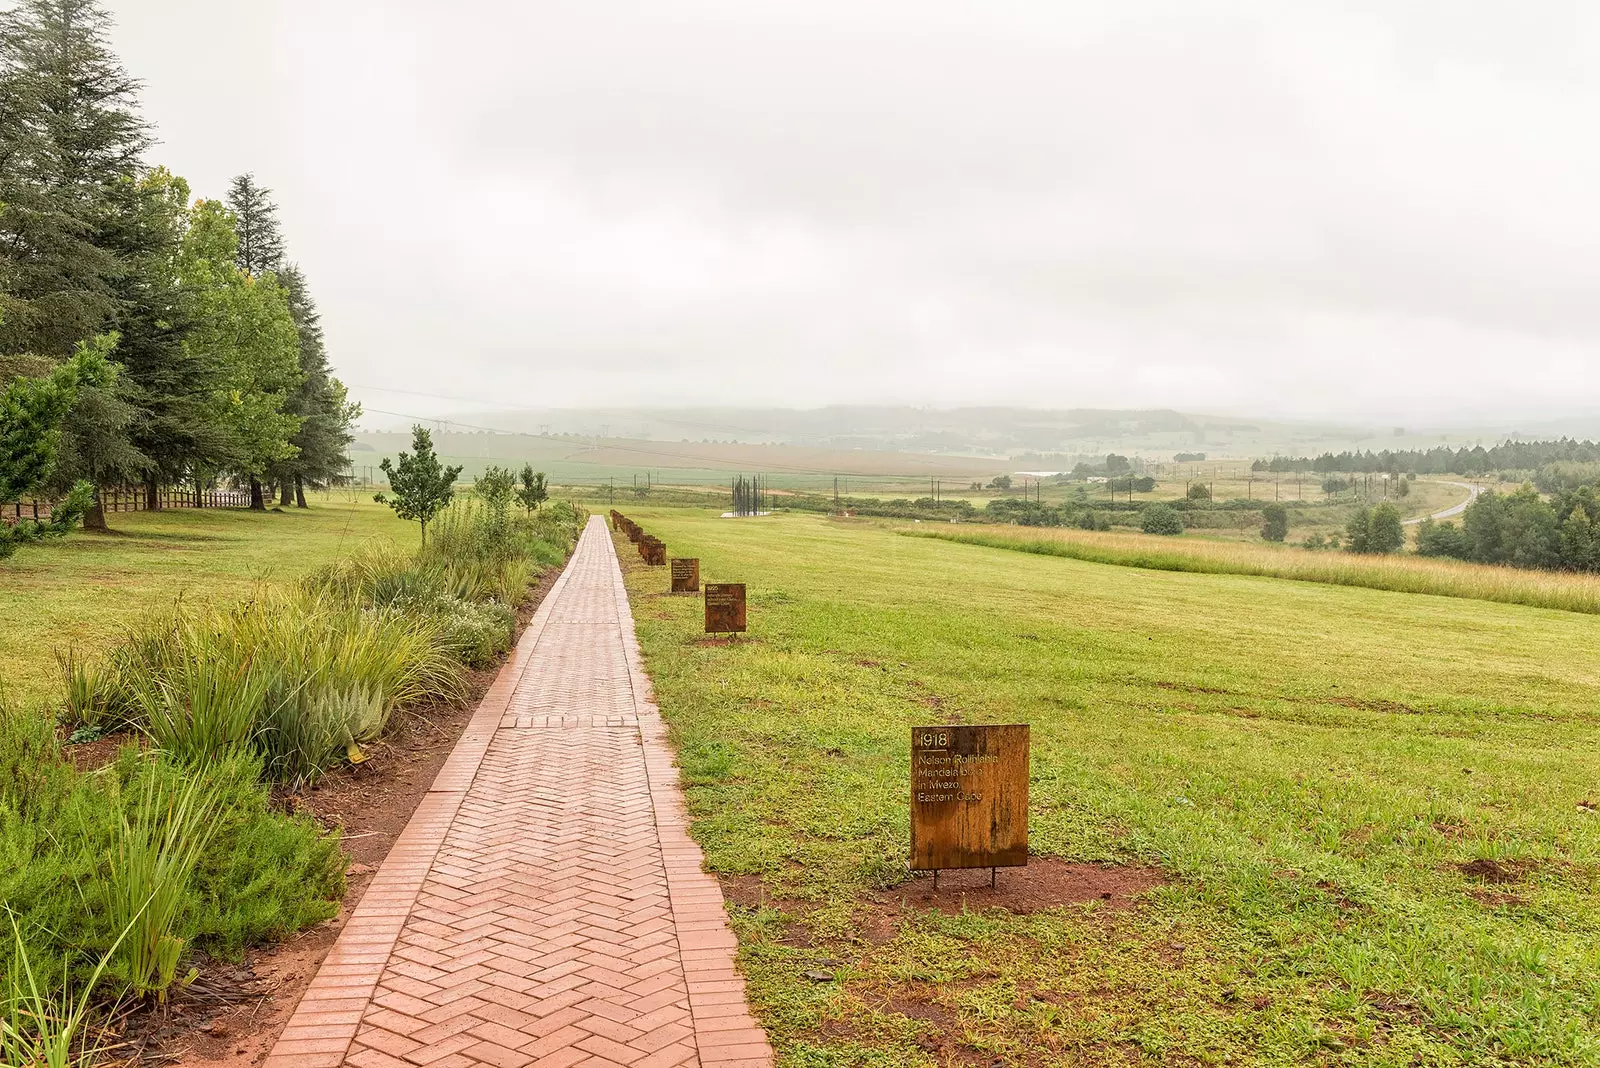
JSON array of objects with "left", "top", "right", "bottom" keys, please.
[
  {"left": 1459, "top": 858, "right": 1520, "bottom": 884},
  {"left": 879, "top": 858, "right": 1165, "bottom": 916}
]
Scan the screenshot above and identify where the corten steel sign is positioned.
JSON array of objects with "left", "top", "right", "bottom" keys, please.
[
  {"left": 641, "top": 538, "right": 666, "bottom": 566},
  {"left": 910, "top": 724, "right": 1029, "bottom": 873},
  {"left": 704, "top": 583, "right": 747, "bottom": 634},
  {"left": 671, "top": 558, "right": 700, "bottom": 593}
]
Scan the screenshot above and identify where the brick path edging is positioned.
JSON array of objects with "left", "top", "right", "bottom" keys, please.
[{"left": 610, "top": 541, "right": 773, "bottom": 1064}]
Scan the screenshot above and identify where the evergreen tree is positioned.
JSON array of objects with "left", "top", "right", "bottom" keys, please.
[
  {"left": 102, "top": 167, "right": 225, "bottom": 507},
  {"left": 1561, "top": 505, "right": 1598, "bottom": 572},
  {"left": 0, "top": 0, "right": 151, "bottom": 357},
  {"left": 226, "top": 173, "right": 284, "bottom": 277},
  {"left": 272, "top": 264, "right": 356, "bottom": 505}
]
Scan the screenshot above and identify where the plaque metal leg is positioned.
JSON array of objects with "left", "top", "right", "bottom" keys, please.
[
  {"left": 932, "top": 869, "right": 939, "bottom": 890},
  {"left": 991, "top": 866, "right": 997, "bottom": 889}
]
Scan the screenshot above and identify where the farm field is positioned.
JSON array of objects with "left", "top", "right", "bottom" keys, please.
[
  {"left": 0, "top": 495, "right": 412, "bottom": 703},
  {"left": 620, "top": 506, "right": 1600, "bottom": 1066}
]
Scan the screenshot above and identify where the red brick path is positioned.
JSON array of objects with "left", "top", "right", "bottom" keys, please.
[{"left": 263, "top": 517, "right": 773, "bottom": 1068}]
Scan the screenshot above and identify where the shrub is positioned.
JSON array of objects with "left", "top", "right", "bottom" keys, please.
[
  {"left": 1186, "top": 484, "right": 1212, "bottom": 501},
  {"left": 1141, "top": 503, "right": 1184, "bottom": 536},
  {"left": 1260, "top": 503, "right": 1289, "bottom": 542},
  {"left": 0, "top": 699, "right": 342, "bottom": 1005}
]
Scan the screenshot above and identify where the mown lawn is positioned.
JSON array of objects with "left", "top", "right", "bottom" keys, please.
[
  {"left": 620, "top": 507, "right": 1600, "bottom": 1066},
  {"left": 0, "top": 494, "right": 412, "bottom": 703}
]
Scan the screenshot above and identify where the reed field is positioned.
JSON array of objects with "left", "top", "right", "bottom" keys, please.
[{"left": 620, "top": 506, "right": 1600, "bottom": 1067}]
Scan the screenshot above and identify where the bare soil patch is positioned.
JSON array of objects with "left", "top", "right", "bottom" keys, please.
[
  {"left": 1459, "top": 857, "right": 1523, "bottom": 884},
  {"left": 876, "top": 859, "right": 1165, "bottom": 918},
  {"left": 138, "top": 565, "right": 564, "bottom": 1068}
]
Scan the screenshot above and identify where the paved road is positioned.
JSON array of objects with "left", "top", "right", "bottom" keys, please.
[
  {"left": 264, "top": 516, "right": 772, "bottom": 1068},
  {"left": 1402, "top": 480, "right": 1484, "bottom": 526}
]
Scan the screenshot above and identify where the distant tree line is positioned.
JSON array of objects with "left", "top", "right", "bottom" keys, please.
[
  {"left": 1252, "top": 439, "right": 1600, "bottom": 476},
  {"left": 0, "top": 0, "right": 357, "bottom": 553}
]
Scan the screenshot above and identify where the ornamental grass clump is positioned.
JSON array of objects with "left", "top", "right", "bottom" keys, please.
[
  {"left": 88, "top": 591, "right": 464, "bottom": 785},
  {"left": 105, "top": 772, "right": 218, "bottom": 1001}
]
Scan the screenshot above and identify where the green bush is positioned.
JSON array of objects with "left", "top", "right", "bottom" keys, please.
[
  {"left": 1141, "top": 503, "right": 1185, "bottom": 536},
  {"left": 1260, "top": 502, "right": 1289, "bottom": 542},
  {"left": 0, "top": 699, "right": 342, "bottom": 1004}
]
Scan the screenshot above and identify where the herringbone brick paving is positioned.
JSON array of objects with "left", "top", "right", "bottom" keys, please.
[{"left": 263, "top": 516, "right": 773, "bottom": 1068}]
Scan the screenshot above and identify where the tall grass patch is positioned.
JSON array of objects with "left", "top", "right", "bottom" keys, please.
[{"left": 911, "top": 524, "right": 1600, "bottom": 615}]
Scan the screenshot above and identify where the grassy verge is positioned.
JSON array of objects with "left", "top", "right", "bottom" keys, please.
[
  {"left": 908, "top": 523, "right": 1600, "bottom": 616},
  {"left": 0, "top": 495, "right": 413, "bottom": 703},
  {"left": 622, "top": 507, "right": 1600, "bottom": 1066}
]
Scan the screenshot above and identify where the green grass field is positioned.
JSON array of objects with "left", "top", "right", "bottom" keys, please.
[
  {"left": 0, "top": 495, "right": 412, "bottom": 703},
  {"left": 620, "top": 508, "right": 1600, "bottom": 1066}
]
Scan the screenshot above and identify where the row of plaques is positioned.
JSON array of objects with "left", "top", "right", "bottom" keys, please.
[{"left": 611, "top": 514, "right": 1024, "bottom": 872}]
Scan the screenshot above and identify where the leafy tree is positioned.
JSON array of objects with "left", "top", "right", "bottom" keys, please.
[
  {"left": 1345, "top": 503, "right": 1404, "bottom": 554},
  {"left": 0, "top": 341, "right": 109, "bottom": 556},
  {"left": 45, "top": 332, "right": 146, "bottom": 528},
  {"left": 226, "top": 173, "right": 285, "bottom": 277},
  {"left": 1186, "top": 483, "right": 1211, "bottom": 501},
  {"left": 1260, "top": 502, "right": 1289, "bottom": 542},
  {"left": 1105, "top": 454, "right": 1131, "bottom": 475},
  {"left": 1141, "top": 502, "right": 1183, "bottom": 536},
  {"left": 1416, "top": 517, "right": 1469, "bottom": 559},
  {"left": 1460, "top": 486, "right": 1562, "bottom": 569},
  {"left": 989, "top": 475, "right": 1012, "bottom": 490},
  {"left": 375, "top": 426, "right": 461, "bottom": 546},
  {"left": 475, "top": 465, "right": 515, "bottom": 510},
  {"left": 0, "top": 0, "right": 150, "bottom": 358},
  {"left": 517, "top": 464, "right": 548, "bottom": 513},
  {"left": 1394, "top": 477, "right": 1410, "bottom": 498},
  {"left": 179, "top": 199, "right": 302, "bottom": 509}
]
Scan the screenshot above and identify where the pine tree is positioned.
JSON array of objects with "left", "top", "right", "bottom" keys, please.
[
  {"left": 272, "top": 264, "right": 356, "bottom": 505},
  {"left": 102, "top": 167, "right": 227, "bottom": 508},
  {"left": 226, "top": 173, "right": 285, "bottom": 277},
  {"left": 0, "top": 0, "right": 150, "bottom": 357}
]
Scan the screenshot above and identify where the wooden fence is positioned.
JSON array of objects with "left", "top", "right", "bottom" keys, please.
[{"left": 2, "top": 485, "right": 252, "bottom": 526}]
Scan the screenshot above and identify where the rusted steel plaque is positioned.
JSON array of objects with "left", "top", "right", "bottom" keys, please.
[
  {"left": 671, "top": 558, "right": 700, "bottom": 593},
  {"left": 910, "top": 724, "right": 1029, "bottom": 870},
  {"left": 704, "top": 583, "right": 746, "bottom": 633}
]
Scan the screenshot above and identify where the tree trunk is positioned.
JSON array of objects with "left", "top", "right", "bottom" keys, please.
[
  {"left": 278, "top": 478, "right": 294, "bottom": 506},
  {"left": 295, "top": 475, "right": 307, "bottom": 508},
  {"left": 250, "top": 477, "right": 265, "bottom": 511},
  {"left": 83, "top": 488, "right": 107, "bottom": 531},
  {"left": 145, "top": 478, "right": 160, "bottom": 511}
]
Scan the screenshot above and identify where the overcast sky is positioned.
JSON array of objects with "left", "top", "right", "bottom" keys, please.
[{"left": 110, "top": 1, "right": 1600, "bottom": 427}]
